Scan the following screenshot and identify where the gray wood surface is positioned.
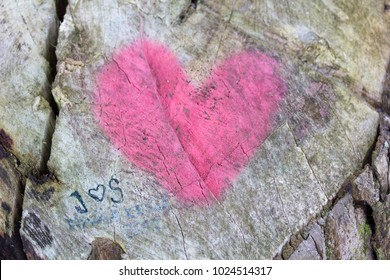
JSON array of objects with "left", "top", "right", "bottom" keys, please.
[{"left": 1, "top": 0, "right": 389, "bottom": 259}]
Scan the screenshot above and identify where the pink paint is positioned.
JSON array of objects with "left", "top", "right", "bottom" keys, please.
[{"left": 95, "top": 39, "right": 284, "bottom": 204}]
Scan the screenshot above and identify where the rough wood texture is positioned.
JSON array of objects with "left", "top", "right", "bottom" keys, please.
[
  {"left": 0, "top": 148, "right": 25, "bottom": 259},
  {"left": 289, "top": 223, "right": 326, "bottom": 260},
  {"left": 324, "top": 194, "right": 372, "bottom": 259},
  {"left": 88, "top": 237, "right": 125, "bottom": 260},
  {"left": 287, "top": 193, "right": 375, "bottom": 260},
  {"left": 285, "top": 115, "right": 390, "bottom": 260},
  {"left": 0, "top": 0, "right": 57, "bottom": 174},
  {"left": 370, "top": 116, "right": 390, "bottom": 259},
  {"left": 206, "top": 0, "right": 390, "bottom": 106},
  {"left": 10, "top": 0, "right": 390, "bottom": 259},
  {"left": 0, "top": 0, "right": 57, "bottom": 259}
]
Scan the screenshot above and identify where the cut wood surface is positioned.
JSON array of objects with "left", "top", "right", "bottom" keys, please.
[
  {"left": 0, "top": 0, "right": 389, "bottom": 259},
  {"left": 0, "top": 0, "right": 57, "bottom": 259},
  {"left": 0, "top": 0, "right": 56, "bottom": 174}
]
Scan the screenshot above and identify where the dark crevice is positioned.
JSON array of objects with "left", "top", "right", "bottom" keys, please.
[
  {"left": 3, "top": 0, "right": 69, "bottom": 260},
  {"left": 355, "top": 202, "right": 376, "bottom": 236},
  {"left": 359, "top": 88, "right": 382, "bottom": 111},
  {"left": 0, "top": 176, "right": 27, "bottom": 260},
  {"left": 38, "top": 112, "right": 55, "bottom": 175},
  {"left": 361, "top": 121, "right": 380, "bottom": 168},
  {"left": 48, "top": 1, "right": 68, "bottom": 116},
  {"left": 47, "top": 48, "right": 59, "bottom": 116},
  {"left": 47, "top": 0, "right": 69, "bottom": 116},
  {"left": 275, "top": 179, "right": 354, "bottom": 259},
  {"left": 11, "top": 177, "right": 27, "bottom": 259},
  {"left": 328, "top": 181, "right": 353, "bottom": 210},
  {"left": 191, "top": 0, "right": 199, "bottom": 9},
  {"left": 382, "top": 59, "right": 390, "bottom": 113},
  {"left": 0, "top": 234, "right": 26, "bottom": 260},
  {"left": 56, "top": 0, "right": 68, "bottom": 22},
  {"left": 38, "top": 0, "right": 68, "bottom": 175},
  {"left": 177, "top": 0, "right": 198, "bottom": 25}
]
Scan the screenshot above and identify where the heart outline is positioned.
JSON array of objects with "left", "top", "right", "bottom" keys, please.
[{"left": 88, "top": 184, "right": 106, "bottom": 202}]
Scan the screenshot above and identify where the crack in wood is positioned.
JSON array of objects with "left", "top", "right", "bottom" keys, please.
[
  {"left": 286, "top": 121, "right": 330, "bottom": 201},
  {"left": 271, "top": 175, "right": 292, "bottom": 232},
  {"left": 172, "top": 212, "right": 188, "bottom": 259}
]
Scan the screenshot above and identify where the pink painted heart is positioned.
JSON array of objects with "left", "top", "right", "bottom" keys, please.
[{"left": 95, "top": 39, "right": 285, "bottom": 204}]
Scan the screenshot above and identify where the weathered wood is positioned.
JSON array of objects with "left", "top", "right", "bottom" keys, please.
[
  {"left": 0, "top": 0, "right": 57, "bottom": 259},
  {"left": 286, "top": 115, "right": 390, "bottom": 260},
  {"left": 289, "top": 222, "right": 326, "bottom": 260},
  {"left": 206, "top": 0, "right": 390, "bottom": 106},
  {"left": 88, "top": 237, "right": 125, "bottom": 260},
  {"left": 288, "top": 192, "right": 375, "bottom": 260},
  {"left": 0, "top": 0, "right": 57, "bottom": 174},
  {"left": 370, "top": 116, "right": 390, "bottom": 259},
  {"left": 17, "top": 0, "right": 390, "bottom": 259},
  {"left": 324, "top": 194, "right": 372, "bottom": 259},
  {"left": 0, "top": 148, "right": 25, "bottom": 259}
]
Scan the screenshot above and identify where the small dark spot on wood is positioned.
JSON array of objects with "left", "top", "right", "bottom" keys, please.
[
  {"left": 4, "top": 220, "right": 10, "bottom": 230},
  {"left": 28, "top": 173, "right": 51, "bottom": 185},
  {"left": 0, "top": 129, "right": 13, "bottom": 150},
  {"left": 385, "top": 4, "right": 390, "bottom": 12},
  {"left": 303, "top": 97, "right": 324, "bottom": 123},
  {"left": 30, "top": 186, "right": 55, "bottom": 202},
  {"left": 88, "top": 237, "right": 125, "bottom": 260},
  {"left": 0, "top": 145, "right": 10, "bottom": 159},
  {"left": 0, "top": 166, "right": 12, "bottom": 187},
  {"left": 21, "top": 236, "right": 42, "bottom": 260},
  {"left": 1, "top": 202, "right": 11, "bottom": 213},
  {"left": 22, "top": 212, "right": 53, "bottom": 249},
  {"left": 177, "top": 0, "right": 198, "bottom": 25},
  {"left": 191, "top": 0, "right": 198, "bottom": 9},
  {"left": 179, "top": 14, "right": 186, "bottom": 22}
]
